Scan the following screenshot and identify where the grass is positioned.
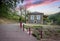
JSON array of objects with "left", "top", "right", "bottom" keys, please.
[
  {"left": 24, "top": 24, "right": 43, "bottom": 30},
  {"left": 24, "top": 24, "right": 60, "bottom": 40},
  {"left": 24, "top": 24, "right": 43, "bottom": 40},
  {"left": 24, "top": 25, "right": 29, "bottom": 29}
]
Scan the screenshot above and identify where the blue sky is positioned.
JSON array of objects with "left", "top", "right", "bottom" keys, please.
[
  {"left": 27, "top": 1, "right": 60, "bottom": 15},
  {"left": 16, "top": 0, "right": 60, "bottom": 15}
]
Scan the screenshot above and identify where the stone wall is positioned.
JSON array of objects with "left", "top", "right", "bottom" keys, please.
[{"left": 27, "top": 14, "right": 43, "bottom": 24}]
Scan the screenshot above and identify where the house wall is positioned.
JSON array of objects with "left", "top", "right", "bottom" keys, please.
[{"left": 27, "top": 14, "right": 43, "bottom": 24}]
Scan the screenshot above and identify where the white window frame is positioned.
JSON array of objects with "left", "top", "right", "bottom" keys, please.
[
  {"left": 36, "top": 15, "right": 40, "bottom": 20},
  {"left": 30, "top": 15, "right": 34, "bottom": 20}
]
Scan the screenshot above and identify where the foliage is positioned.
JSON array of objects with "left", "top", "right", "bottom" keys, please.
[
  {"left": 24, "top": 25, "right": 43, "bottom": 40},
  {"left": 0, "top": 0, "right": 22, "bottom": 22},
  {"left": 6, "top": 12, "right": 20, "bottom": 22},
  {"left": 0, "top": 0, "right": 19, "bottom": 18},
  {"left": 32, "top": 26, "right": 43, "bottom": 40},
  {"left": 19, "top": 16, "right": 26, "bottom": 22},
  {"left": 49, "top": 12, "right": 60, "bottom": 25},
  {"left": 0, "top": 2, "right": 9, "bottom": 17},
  {"left": 32, "top": 30, "right": 40, "bottom": 40},
  {"left": 24, "top": 25, "right": 29, "bottom": 29}
]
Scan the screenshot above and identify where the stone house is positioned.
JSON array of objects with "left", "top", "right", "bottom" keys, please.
[{"left": 27, "top": 12, "right": 44, "bottom": 24}]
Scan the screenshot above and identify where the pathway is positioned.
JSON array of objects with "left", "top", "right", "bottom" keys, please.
[{"left": 0, "top": 24, "right": 37, "bottom": 41}]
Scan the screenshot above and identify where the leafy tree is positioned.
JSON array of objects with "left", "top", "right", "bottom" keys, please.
[
  {"left": 49, "top": 12, "right": 60, "bottom": 25},
  {"left": 0, "top": 0, "right": 17, "bottom": 17},
  {"left": 0, "top": 0, "right": 25, "bottom": 18}
]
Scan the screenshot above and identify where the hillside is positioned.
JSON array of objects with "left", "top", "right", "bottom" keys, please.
[
  {"left": 49, "top": 12, "right": 60, "bottom": 25},
  {"left": 0, "top": 18, "right": 19, "bottom": 24}
]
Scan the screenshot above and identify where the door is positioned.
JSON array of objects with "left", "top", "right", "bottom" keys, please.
[{"left": 34, "top": 20, "right": 37, "bottom": 23}]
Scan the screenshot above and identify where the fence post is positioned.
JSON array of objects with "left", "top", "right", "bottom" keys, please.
[
  {"left": 41, "top": 27, "right": 43, "bottom": 39},
  {"left": 39, "top": 27, "right": 43, "bottom": 39},
  {"left": 23, "top": 24, "right": 24, "bottom": 31},
  {"left": 29, "top": 27, "right": 31, "bottom": 35},
  {"left": 41, "top": 30, "right": 42, "bottom": 38},
  {"left": 20, "top": 22, "right": 22, "bottom": 28}
]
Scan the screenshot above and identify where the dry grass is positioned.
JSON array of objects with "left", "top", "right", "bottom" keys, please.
[{"left": 0, "top": 18, "right": 17, "bottom": 24}]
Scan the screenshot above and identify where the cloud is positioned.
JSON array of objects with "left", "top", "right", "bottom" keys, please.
[
  {"left": 16, "top": 0, "right": 60, "bottom": 10},
  {"left": 24, "top": 0, "right": 60, "bottom": 8}
]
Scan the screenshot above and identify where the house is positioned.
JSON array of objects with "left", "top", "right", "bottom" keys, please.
[{"left": 27, "top": 12, "right": 44, "bottom": 24}]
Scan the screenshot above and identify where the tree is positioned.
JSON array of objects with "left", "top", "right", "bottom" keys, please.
[
  {"left": 49, "top": 12, "right": 60, "bottom": 25},
  {"left": 0, "top": 0, "right": 19, "bottom": 17}
]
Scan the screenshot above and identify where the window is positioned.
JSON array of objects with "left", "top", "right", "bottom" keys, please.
[
  {"left": 30, "top": 15, "right": 34, "bottom": 20},
  {"left": 36, "top": 15, "right": 40, "bottom": 20}
]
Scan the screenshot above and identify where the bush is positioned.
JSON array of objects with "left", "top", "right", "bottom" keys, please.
[
  {"left": 49, "top": 12, "right": 60, "bottom": 25},
  {"left": 32, "top": 26, "right": 43, "bottom": 40},
  {"left": 19, "top": 16, "right": 26, "bottom": 22},
  {"left": 32, "top": 30, "right": 40, "bottom": 40}
]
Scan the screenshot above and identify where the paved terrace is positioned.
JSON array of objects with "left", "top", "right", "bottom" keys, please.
[{"left": 0, "top": 24, "right": 37, "bottom": 41}]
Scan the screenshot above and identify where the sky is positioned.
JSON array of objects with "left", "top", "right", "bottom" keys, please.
[{"left": 16, "top": 0, "right": 60, "bottom": 15}]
